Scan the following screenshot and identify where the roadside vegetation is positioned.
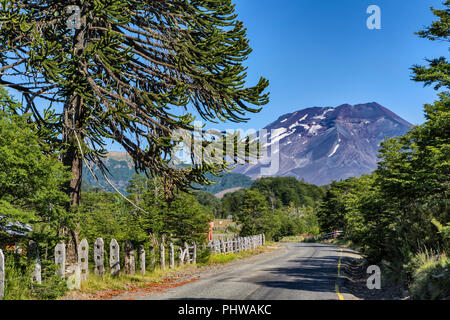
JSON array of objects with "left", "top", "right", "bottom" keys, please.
[
  {"left": 65, "top": 243, "right": 277, "bottom": 299},
  {"left": 0, "top": 109, "right": 321, "bottom": 300},
  {"left": 0, "top": 96, "right": 314, "bottom": 299},
  {"left": 317, "top": 2, "right": 449, "bottom": 299}
]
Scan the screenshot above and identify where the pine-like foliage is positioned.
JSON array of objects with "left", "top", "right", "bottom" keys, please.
[{"left": 0, "top": 0, "right": 269, "bottom": 204}]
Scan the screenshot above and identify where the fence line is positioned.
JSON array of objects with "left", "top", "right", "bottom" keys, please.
[
  {"left": 0, "top": 234, "right": 265, "bottom": 299},
  {"left": 206, "top": 234, "right": 265, "bottom": 255},
  {"left": 313, "top": 230, "right": 343, "bottom": 241}
]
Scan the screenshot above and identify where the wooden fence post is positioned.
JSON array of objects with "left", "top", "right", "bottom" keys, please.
[
  {"left": 220, "top": 239, "right": 225, "bottom": 253},
  {"left": 28, "top": 240, "right": 42, "bottom": 284},
  {"left": 160, "top": 243, "right": 165, "bottom": 270},
  {"left": 55, "top": 243, "right": 66, "bottom": 277},
  {"left": 94, "top": 238, "right": 105, "bottom": 278},
  {"left": 125, "top": 240, "right": 135, "bottom": 275},
  {"left": 139, "top": 245, "right": 146, "bottom": 276},
  {"left": 110, "top": 239, "right": 120, "bottom": 277},
  {"left": 78, "top": 239, "right": 89, "bottom": 282},
  {"left": 149, "top": 245, "right": 156, "bottom": 269},
  {"left": 169, "top": 243, "right": 175, "bottom": 269},
  {"left": 66, "top": 264, "right": 81, "bottom": 290},
  {"left": 0, "top": 249, "right": 4, "bottom": 300},
  {"left": 184, "top": 242, "right": 190, "bottom": 264},
  {"left": 33, "top": 257, "right": 42, "bottom": 285},
  {"left": 178, "top": 247, "right": 184, "bottom": 266},
  {"left": 193, "top": 242, "right": 197, "bottom": 265}
]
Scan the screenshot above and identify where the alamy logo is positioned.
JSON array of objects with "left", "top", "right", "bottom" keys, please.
[
  {"left": 66, "top": 5, "right": 81, "bottom": 29},
  {"left": 367, "top": 5, "right": 381, "bottom": 30},
  {"left": 366, "top": 265, "right": 381, "bottom": 289}
]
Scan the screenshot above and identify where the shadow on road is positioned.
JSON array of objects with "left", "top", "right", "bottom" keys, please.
[{"left": 253, "top": 256, "right": 340, "bottom": 293}]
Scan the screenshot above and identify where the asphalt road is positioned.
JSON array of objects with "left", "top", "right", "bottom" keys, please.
[{"left": 136, "top": 243, "right": 359, "bottom": 300}]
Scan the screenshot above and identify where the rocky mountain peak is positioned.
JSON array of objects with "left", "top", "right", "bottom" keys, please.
[{"left": 233, "top": 103, "right": 412, "bottom": 185}]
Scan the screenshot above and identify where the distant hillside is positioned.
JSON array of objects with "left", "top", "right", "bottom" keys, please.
[
  {"left": 82, "top": 153, "right": 135, "bottom": 194},
  {"left": 192, "top": 173, "right": 253, "bottom": 194},
  {"left": 214, "top": 187, "right": 244, "bottom": 199},
  {"left": 82, "top": 154, "right": 253, "bottom": 194}
]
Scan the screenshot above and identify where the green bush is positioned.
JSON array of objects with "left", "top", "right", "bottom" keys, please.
[
  {"left": 407, "top": 250, "right": 449, "bottom": 300},
  {"left": 31, "top": 260, "right": 68, "bottom": 300},
  {"left": 2, "top": 250, "right": 67, "bottom": 300},
  {"left": 196, "top": 246, "right": 211, "bottom": 265},
  {"left": 3, "top": 249, "right": 33, "bottom": 300}
]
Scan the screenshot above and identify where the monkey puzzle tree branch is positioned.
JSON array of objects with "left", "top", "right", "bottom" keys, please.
[{"left": 0, "top": 0, "right": 270, "bottom": 199}]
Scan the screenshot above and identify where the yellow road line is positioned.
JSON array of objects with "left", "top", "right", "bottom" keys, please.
[
  {"left": 242, "top": 286, "right": 260, "bottom": 300},
  {"left": 335, "top": 248, "right": 344, "bottom": 300}
]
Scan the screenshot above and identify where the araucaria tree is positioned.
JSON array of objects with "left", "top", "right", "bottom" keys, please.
[{"left": 0, "top": 0, "right": 269, "bottom": 262}]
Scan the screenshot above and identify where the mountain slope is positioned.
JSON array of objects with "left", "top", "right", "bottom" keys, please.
[
  {"left": 233, "top": 102, "right": 412, "bottom": 185},
  {"left": 82, "top": 155, "right": 252, "bottom": 194}
]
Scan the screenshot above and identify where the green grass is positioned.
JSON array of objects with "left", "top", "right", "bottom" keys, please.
[
  {"left": 327, "top": 239, "right": 450, "bottom": 300},
  {"left": 407, "top": 250, "right": 449, "bottom": 300},
  {"left": 279, "top": 235, "right": 305, "bottom": 243},
  {"left": 207, "top": 244, "right": 274, "bottom": 265},
  {"left": 3, "top": 251, "right": 68, "bottom": 300},
  {"left": 75, "top": 265, "right": 191, "bottom": 295},
  {"left": 330, "top": 238, "right": 361, "bottom": 250}
]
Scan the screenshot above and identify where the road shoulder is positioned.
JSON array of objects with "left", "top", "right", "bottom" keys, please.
[
  {"left": 63, "top": 244, "right": 285, "bottom": 300},
  {"left": 332, "top": 242, "right": 410, "bottom": 300}
]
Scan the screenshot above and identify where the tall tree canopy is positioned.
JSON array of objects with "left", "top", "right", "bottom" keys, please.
[
  {"left": 0, "top": 0, "right": 269, "bottom": 203},
  {"left": 0, "top": 0, "right": 269, "bottom": 261}
]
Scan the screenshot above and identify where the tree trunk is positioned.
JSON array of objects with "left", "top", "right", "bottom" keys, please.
[
  {"left": 60, "top": 14, "right": 87, "bottom": 265},
  {"left": 61, "top": 96, "right": 83, "bottom": 264},
  {"left": 61, "top": 142, "right": 82, "bottom": 264}
]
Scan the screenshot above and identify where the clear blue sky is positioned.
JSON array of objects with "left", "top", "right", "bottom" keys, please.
[{"left": 202, "top": 0, "right": 448, "bottom": 133}]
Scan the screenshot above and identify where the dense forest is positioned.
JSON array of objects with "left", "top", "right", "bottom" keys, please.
[{"left": 81, "top": 175, "right": 324, "bottom": 246}]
